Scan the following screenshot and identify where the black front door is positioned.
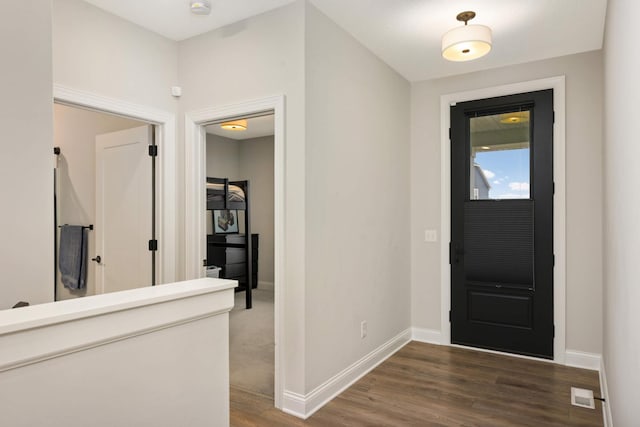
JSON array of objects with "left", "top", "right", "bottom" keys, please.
[{"left": 450, "top": 90, "right": 554, "bottom": 359}]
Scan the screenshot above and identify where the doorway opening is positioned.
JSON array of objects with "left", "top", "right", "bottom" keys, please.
[
  {"left": 53, "top": 85, "right": 177, "bottom": 296},
  {"left": 439, "top": 77, "right": 567, "bottom": 363},
  {"left": 184, "top": 94, "right": 285, "bottom": 408},
  {"left": 53, "top": 101, "right": 161, "bottom": 301},
  {"left": 205, "top": 112, "right": 276, "bottom": 398}
]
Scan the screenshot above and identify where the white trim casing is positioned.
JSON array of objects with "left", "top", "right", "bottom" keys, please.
[
  {"left": 283, "top": 329, "right": 411, "bottom": 419},
  {"left": 184, "top": 95, "right": 286, "bottom": 409},
  {"left": 439, "top": 77, "right": 567, "bottom": 363},
  {"left": 53, "top": 84, "right": 177, "bottom": 285}
]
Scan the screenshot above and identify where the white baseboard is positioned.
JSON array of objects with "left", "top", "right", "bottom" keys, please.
[
  {"left": 281, "top": 328, "right": 411, "bottom": 419},
  {"left": 411, "top": 327, "right": 442, "bottom": 345},
  {"left": 565, "top": 349, "right": 602, "bottom": 371},
  {"left": 281, "top": 391, "right": 306, "bottom": 419},
  {"left": 600, "top": 359, "right": 613, "bottom": 427},
  {"left": 257, "top": 281, "right": 274, "bottom": 291}
]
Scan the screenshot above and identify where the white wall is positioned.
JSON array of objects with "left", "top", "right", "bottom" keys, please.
[
  {"left": 54, "top": 104, "right": 143, "bottom": 300},
  {"left": 206, "top": 134, "right": 276, "bottom": 285},
  {"left": 179, "top": 1, "right": 307, "bottom": 395},
  {"left": 411, "top": 51, "right": 604, "bottom": 355},
  {"left": 53, "top": 0, "right": 178, "bottom": 112},
  {"left": 0, "top": 1, "right": 54, "bottom": 309},
  {"left": 603, "top": 0, "right": 640, "bottom": 424},
  {"left": 305, "top": 4, "right": 411, "bottom": 391}
]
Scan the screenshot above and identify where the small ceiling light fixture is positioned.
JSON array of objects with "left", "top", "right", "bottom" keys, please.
[
  {"left": 442, "top": 11, "right": 492, "bottom": 62},
  {"left": 499, "top": 112, "right": 529, "bottom": 124},
  {"left": 190, "top": 0, "right": 211, "bottom": 16},
  {"left": 220, "top": 119, "right": 247, "bottom": 131}
]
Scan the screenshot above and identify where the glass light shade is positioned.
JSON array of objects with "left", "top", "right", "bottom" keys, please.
[
  {"left": 220, "top": 119, "right": 247, "bottom": 131},
  {"left": 442, "top": 24, "right": 492, "bottom": 62},
  {"left": 190, "top": 1, "right": 211, "bottom": 15}
]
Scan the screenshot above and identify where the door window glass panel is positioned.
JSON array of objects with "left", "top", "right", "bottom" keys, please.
[{"left": 469, "top": 111, "right": 530, "bottom": 200}]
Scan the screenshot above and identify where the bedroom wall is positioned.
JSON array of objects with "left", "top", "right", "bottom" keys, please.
[
  {"left": 206, "top": 134, "right": 241, "bottom": 179},
  {"left": 0, "top": 0, "right": 53, "bottom": 309},
  {"left": 54, "top": 104, "right": 143, "bottom": 301},
  {"left": 603, "top": 0, "right": 640, "bottom": 424},
  {"left": 178, "top": 1, "right": 307, "bottom": 395},
  {"left": 411, "top": 51, "right": 604, "bottom": 356},
  {"left": 239, "top": 136, "right": 276, "bottom": 287},
  {"left": 305, "top": 4, "right": 411, "bottom": 391}
]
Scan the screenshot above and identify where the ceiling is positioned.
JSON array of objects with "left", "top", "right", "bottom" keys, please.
[
  {"left": 206, "top": 114, "right": 274, "bottom": 140},
  {"left": 81, "top": 0, "right": 608, "bottom": 82},
  {"left": 82, "top": 0, "right": 297, "bottom": 41}
]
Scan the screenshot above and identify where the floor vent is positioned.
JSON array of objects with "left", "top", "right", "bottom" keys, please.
[{"left": 571, "top": 387, "right": 595, "bottom": 409}]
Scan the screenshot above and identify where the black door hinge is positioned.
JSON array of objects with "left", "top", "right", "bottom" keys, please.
[
  {"left": 203, "top": 259, "right": 207, "bottom": 267},
  {"left": 148, "top": 145, "right": 158, "bottom": 157},
  {"left": 148, "top": 239, "right": 158, "bottom": 251},
  {"left": 449, "top": 128, "right": 452, "bottom": 140},
  {"left": 449, "top": 310, "right": 452, "bottom": 322}
]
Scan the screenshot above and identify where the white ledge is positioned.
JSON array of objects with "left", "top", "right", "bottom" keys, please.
[
  {"left": 0, "top": 278, "right": 235, "bottom": 334},
  {"left": 0, "top": 278, "right": 236, "bottom": 372}
]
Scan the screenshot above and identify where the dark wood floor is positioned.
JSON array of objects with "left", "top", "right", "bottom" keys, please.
[{"left": 231, "top": 341, "right": 603, "bottom": 426}]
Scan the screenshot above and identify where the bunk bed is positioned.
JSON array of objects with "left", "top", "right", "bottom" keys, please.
[{"left": 206, "top": 177, "right": 257, "bottom": 309}]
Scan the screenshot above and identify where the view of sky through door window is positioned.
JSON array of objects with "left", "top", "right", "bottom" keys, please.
[{"left": 470, "top": 111, "right": 531, "bottom": 200}]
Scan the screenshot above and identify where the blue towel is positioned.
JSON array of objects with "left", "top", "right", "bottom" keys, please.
[{"left": 59, "top": 225, "right": 88, "bottom": 290}]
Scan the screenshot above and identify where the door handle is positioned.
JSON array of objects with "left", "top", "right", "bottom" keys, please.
[
  {"left": 91, "top": 255, "right": 102, "bottom": 264},
  {"left": 450, "top": 243, "right": 463, "bottom": 265}
]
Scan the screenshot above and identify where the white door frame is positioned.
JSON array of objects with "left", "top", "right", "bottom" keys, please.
[
  {"left": 53, "top": 84, "right": 177, "bottom": 285},
  {"left": 440, "top": 76, "right": 567, "bottom": 363},
  {"left": 184, "top": 95, "right": 285, "bottom": 408}
]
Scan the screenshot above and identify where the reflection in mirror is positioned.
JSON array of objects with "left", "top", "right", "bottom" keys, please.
[{"left": 470, "top": 110, "right": 531, "bottom": 200}]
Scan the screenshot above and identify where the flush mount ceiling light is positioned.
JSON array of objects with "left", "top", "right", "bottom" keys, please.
[
  {"left": 190, "top": 0, "right": 211, "bottom": 15},
  {"left": 442, "top": 11, "right": 492, "bottom": 62},
  {"left": 499, "top": 112, "right": 530, "bottom": 124},
  {"left": 220, "top": 119, "right": 247, "bottom": 131}
]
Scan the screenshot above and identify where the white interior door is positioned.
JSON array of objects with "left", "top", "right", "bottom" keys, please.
[{"left": 95, "top": 125, "right": 153, "bottom": 294}]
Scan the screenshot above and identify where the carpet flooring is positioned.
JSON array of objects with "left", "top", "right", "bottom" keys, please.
[{"left": 229, "top": 288, "right": 275, "bottom": 397}]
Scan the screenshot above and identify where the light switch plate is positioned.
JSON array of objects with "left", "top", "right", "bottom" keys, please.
[{"left": 424, "top": 229, "right": 438, "bottom": 242}]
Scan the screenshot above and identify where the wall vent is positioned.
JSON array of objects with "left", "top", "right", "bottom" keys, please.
[{"left": 571, "top": 387, "right": 595, "bottom": 409}]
